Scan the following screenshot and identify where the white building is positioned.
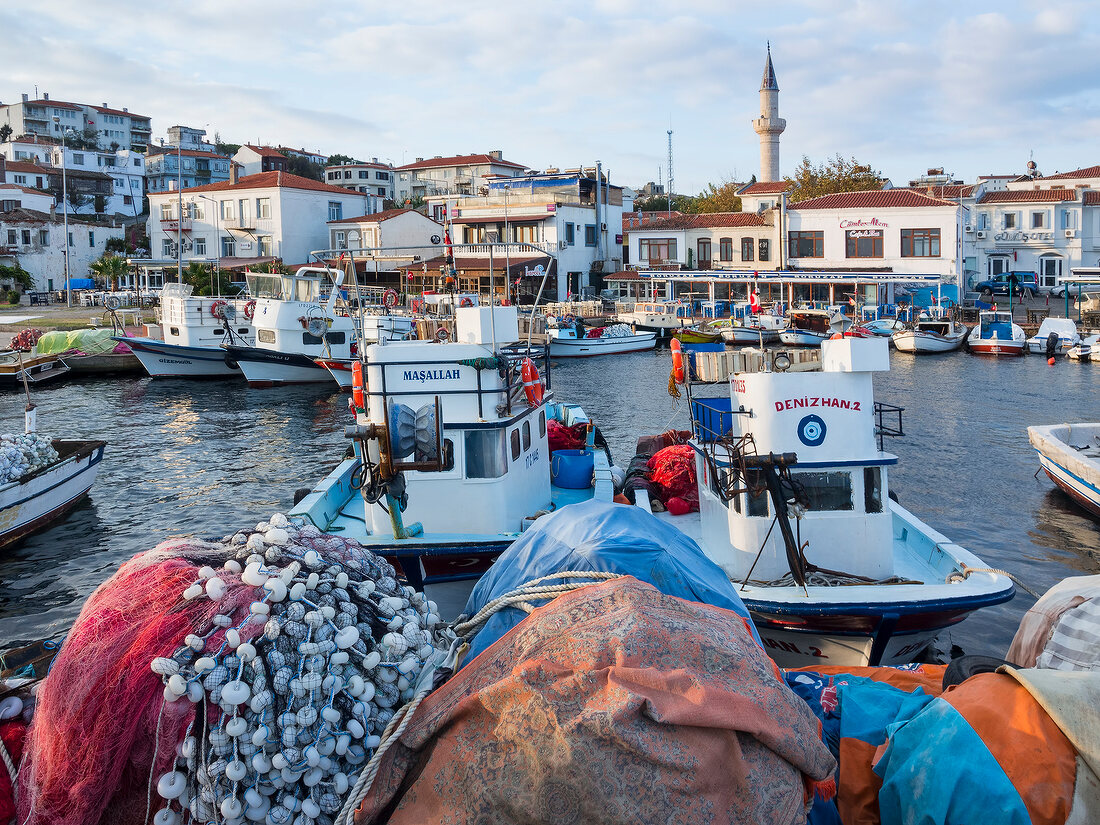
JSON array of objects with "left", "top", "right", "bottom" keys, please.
[
  {"left": 327, "top": 208, "right": 441, "bottom": 253},
  {"left": 395, "top": 152, "right": 527, "bottom": 202},
  {"left": 324, "top": 160, "right": 394, "bottom": 205},
  {"left": 146, "top": 170, "right": 373, "bottom": 277},
  {"left": 167, "top": 125, "right": 216, "bottom": 153},
  {"left": 0, "top": 93, "right": 152, "bottom": 152},
  {"left": 232, "top": 145, "right": 289, "bottom": 177},
  {"left": 146, "top": 147, "right": 231, "bottom": 194},
  {"left": 279, "top": 147, "right": 329, "bottom": 166},
  {"left": 622, "top": 211, "right": 774, "bottom": 271}
]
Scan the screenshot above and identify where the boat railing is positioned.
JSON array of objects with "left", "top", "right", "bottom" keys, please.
[{"left": 873, "top": 402, "right": 904, "bottom": 451}]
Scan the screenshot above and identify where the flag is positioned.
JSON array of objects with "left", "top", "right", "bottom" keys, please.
[{"left": 750, "top": 288, "right": 761, "bottom": 314}]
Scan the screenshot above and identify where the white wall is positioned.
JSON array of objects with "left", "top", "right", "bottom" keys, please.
[{"left": 0, "top": 218, "right": 123, "bottom": 291}]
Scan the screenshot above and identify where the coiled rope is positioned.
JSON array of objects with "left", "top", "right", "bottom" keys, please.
[
  {"left": 334, "top": 571, "right": 624, "bottom": 824},
  {"left": 0, "top": 735, "right": 16, "bottom": 804},
  {"left": 946, "top": 564, "right": 1042, "bottom": 599}
]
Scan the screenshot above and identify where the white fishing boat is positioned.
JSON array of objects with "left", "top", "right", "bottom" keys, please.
[
  {"left": 967, "top": 310, "right": 1026, "bottom": 356},
  {"left": 224, "top": 268, "right": 356, "bottom": 388},
  {"left": 290, "top": 305, "right": 614, "bottom": 592},
  {"left": 778, "top": 309, "right": 851, "bottom": 347},
  {"left": 1026, "top": 317, "right": 1080, "bottom": 356},
  {"left": 0, "top": 438, "right": 106, "bottom": 549},
  {"left": 715, "top": 315, "right": 786, "bottom": 344},
  {"left": 651, "top": 337, "right": 1014, "bottom": 667},
  {"left": 616, "top": 300, "right": 690, "bottom": 336},
  {"left": 1029, "top": 423, "right": 1100, "bottom": 519},
  {"left": 123, "top": 283, "right": 255, "bottom": 379},
  {"left": 548, "top": 324, "right": 656, "bottom": 357},
  {"left": 315, "top": 315, "right": 417, "bottom": 389},
  {"left": 1067, "top": 335, "right": 1099, "bottom": 362},
  {"left": 891, "top": 316, "right": 968, "bottom": 353},
  {"left": 858, "top": 318, "right": 905, "bottom": 337}
]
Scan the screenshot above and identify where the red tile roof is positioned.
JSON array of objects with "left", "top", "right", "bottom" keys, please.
[
  {"left": 1038, "top": 165, "right": 1100, "bottom": 181},
  {"left": 243, "top": 145, "right": 287, "bottom": 159},
  {"left": 900, "top": 184, "right": 976, "bottom": 199},
  {"left": 791, "top": 190, "right": 958, "bottom": 209},
  {"left": 1084, "top": 191, "right": 1100, "bottom": 205},
  {"left": 5, "top": 160, "right": 54, "bottom": 176},
  {"left": 977, "top": 189, "right": 1078, "bottom": 204},
  {"left": 17, "top": 98, "right": 81, "bottom": 110},
  {"left": 92, "top": 105, "right": 148, "bottom": 119},
  {"left": 0, "top": 182, "right": 53, "bottom": 198},
  {"left": 396, "top": 153, "right": 526, "bottom": 171},
  {"left": 328, "top": 208, "right": 436, "bottom": 225},
  {"left": 152, "top": 171, "right": 367, "bottom": 197},
  {"left": 738, "top": 181, "right": 791, "bottom": 195},
  {"left": 621, "top": 211, "right": 766, "bottom": 232}
]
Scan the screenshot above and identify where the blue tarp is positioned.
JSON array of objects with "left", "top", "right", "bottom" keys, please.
[
  {"left": 62, "top": 279, "right": 95, "bottom": 289},
  {"left": 460, "top": 500, "right": 761, "bottom": 663}
]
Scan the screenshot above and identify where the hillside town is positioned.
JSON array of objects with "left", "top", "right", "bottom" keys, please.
[{"left": 2, "top": 49, "right": 1099, "bottom": 306}]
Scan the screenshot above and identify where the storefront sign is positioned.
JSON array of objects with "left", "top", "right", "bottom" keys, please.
[
  {"left": 846, "top": 229, "right": 882, "bottom": 239},
  {"left": 993, "top": 230, "right": 1055, "bottom": 243},
  {"left": 839, "top": 218, "right": 888, "bottom": 229}
]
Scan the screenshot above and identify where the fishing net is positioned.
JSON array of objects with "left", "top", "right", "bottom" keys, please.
[
  {"left": 546, "top": 419, "right": 586, "bottom": 453},
  {"left": 35, "top": 329, "right": 119, "bottom": 357},
  {"left": 0, "top": 433, "right": 59, "bottom": 484},
  {"left": 17, "top": 515, "right": 453, "bottom": 825},
  {"left": 647, "top": 444, "right": 699, "bottom": 513},
  {"left": 10, "top": 328, "right": 44, "bottom": 352}
]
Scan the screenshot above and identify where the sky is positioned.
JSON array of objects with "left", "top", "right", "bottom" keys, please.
[{"left": 3, "top": 0, "right": 1099, "bottom": 195}]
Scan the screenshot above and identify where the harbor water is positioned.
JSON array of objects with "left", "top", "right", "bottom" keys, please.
[{"left": 2, "top": 351, "right": 1098, "bottom": 655}]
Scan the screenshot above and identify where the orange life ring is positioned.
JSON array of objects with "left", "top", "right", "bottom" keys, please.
[
  {"left": 382, "top": 289, "right": 399, "bottom": 309},
  {"left": 521, "top": 357, "right": 544, "bottom": 406},
  {"left": 459, "top": 297, "right": 473, "bottom": 308},
  {"left": 210, "top": 299, "right": 229, "bottom": 319},
  {"left": 243, "top": 300, "right": 256, "bottom": 320},
  {"left": 351, "top": 360, "right": 365, "bottom": 410},
  {"left": 670, "top": 337, "right": 685, "bottom": 384}
]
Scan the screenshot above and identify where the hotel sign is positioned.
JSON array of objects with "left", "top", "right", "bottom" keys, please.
[{"left": 993, "top": 230, "right": 1055, "bottom": 244}]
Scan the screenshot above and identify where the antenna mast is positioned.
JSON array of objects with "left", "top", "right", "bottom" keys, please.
[{"left": 666, "top": 128, "right": 674, "bottom": 216}]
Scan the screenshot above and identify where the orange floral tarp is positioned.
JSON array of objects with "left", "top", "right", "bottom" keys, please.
[{"left": 355, "top": 577, "right": 836, "bottom": 825}]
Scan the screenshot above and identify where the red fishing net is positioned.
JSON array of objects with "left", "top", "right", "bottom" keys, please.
[
  {"left": 647, "top": 444, "right": 699, "bottom": 512},
  {"left": 547, "top": 419, "right": 586, "bottom": 453}
]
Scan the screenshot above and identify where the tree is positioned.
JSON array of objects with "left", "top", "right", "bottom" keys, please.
[
  {"left": 251, "top": 260, "right": 290, "bottom": 275},
  {"left": 785, "top": 154, "right": 883, "bottom": 202},
  {"left": 182, "top": 261, "right": 216, "bottom": 296},
  {"left": 0, "top": 263, "right": 34, "bottom": 291},
  {"left": 282, "top": 155, "right": 324, "bottom": 181},
  {"left": 90, "top": 254, "right": 129, "bottom": 291},
  {"left": 401, "top": 195, "right": 427, "bottom": 212},
  {"left": 633, "top": 193, "right": 697, "bottom": 213},
  {"left": 0, "top": 124, "right": 12, "bottom": 143},
  {"left": 216, "top": 141, "right": 241, "bottom": 157},
  {"left": 326, "top": 154, "right": 358, "bottom": 166},
  {"left": 693, "top": 180, "right": 743, "bottom": 213}
]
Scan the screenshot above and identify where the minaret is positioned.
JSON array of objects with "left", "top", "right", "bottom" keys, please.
[{"left": 752, "top": 43, "right": 786, "bottom": 182}]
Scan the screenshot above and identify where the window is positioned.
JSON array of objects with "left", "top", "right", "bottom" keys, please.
[
  {"left": 257, "top": 329, "right": 275, "bottom": 344},
  {"left": 1004, "top": 212, "right": 1017, "bottom": 229},
  {"left": 220, "top": 200, "right": 233, "bottom": 220},
  {"left": 514, "top": 224, "right": 537, "bottom": 243},
  {"left": 864, "top": 467, "right": 883, "bottom": 513},
  {"left": 719, "top": 237, "right": 733, "bottom": 261},
  {"left": 845, "top": 229, "right": 883, "bottom": 258},
  {"left": 522, "top": 421, "right": 531, "bottom": 451},
  {"left": 238, "top": 199, "right": 251, "bottom": 224},
  {"left": 741, "top": 237, "right": 754, "bottom": 261},
  {"left": 38, "top": 229, "right": 48, "bottom": 245},
  {"left": 256, "top": 198, "right": 271, "bottom": 219},
  {"left": 900, "top": 228, "right": 940, "bottom": 257},
  {"left": 788, "top": 231, "right": 824, "bottom": 258},
  {"left": 746, "top": 470, "right": 769, "bottom": 517},
  {"left": 758, "top": 238, "right": 770, "bottom": 261},
  {"left": 194, "top": 237, "right": 206, "bottom": 256},
  {"left": 510, "top": 429, "right": 521, "bottom": 461},
  {"left": 72, "top": 153, "right": 84, "bottom": 166},
  {"left": 343, "top": 171, "right": 352, "bottom": 179},
  {"left": 1031, "top": 211, "right": 1045, "bottom": 229},
  {"left": 191, "top": 201, "right": 204, "bottom": 220},
  {"left": 221, "top": 236, "right": 235, "bottom": 257},
  {"left": 565, "top": 223, "right": 575, "bottom": 245},
  {"left": 329, "top": 201, "right": 343, "bottom": 221},
  {"left": 259, "top": 237, "right": 273, "bottom": 256},
  {"left": 585, "top": 224, "right": 597, "bottom": 246},
  {"left": 160, "top": 204, "right": 174, "bottom": 220},
  {"left": 88, "top": 231, "right": 95, "bottom": 247},
  {"left": 639, "top": 238, "right": 677, "bottom": 262},
  {"left": 303, "top": 332, "right": 325, "bottom": 345},
  {"left": 465, "top": 430, "right": 507, "bottom": 478},
  {"left": 376, "top": 187, "right": 386, "bottom": 197},
  {"left": 328, "top": 171, "right": 339, "bottom": 181},
  {"left": 13, "top": 174, "right": 26, "bottom": 185},
  {"left": 5, "top": 230, "right": 15, "bottom": 245},
  {"left": 162, "top": 238, "right": 174, "bottom": 256},
  {"left": 793, "top": 471, "right": 853, "bottom": 511},
  {"left": 539, "top": 411, "right": 546, "bottom": 438},
  {"left": 68, "top": 232, "right": 73, "bottom": 247},
  {"left": 334, "top": 230, "right": 347, "bottom": 249},
  {"left": 324, "top": 332, "right": 345, "bottom": 345},
  {"left": 376, "top": 171, "right": 390, "bottom": 181},
  {"left": 21, "top": 230, "right": 31, "bottom": 245},
  {"left": 358, "top": 171, "right": 368, "bottom": 179},
  {"left": 1061, "top": 210, "right": 1078, "bottom": 230},
  {"left": 123, "top": 196, "right": 132, "bottom": 205},
  {"left": 133, "top": 158, "right": 141, "bottom": 167}
]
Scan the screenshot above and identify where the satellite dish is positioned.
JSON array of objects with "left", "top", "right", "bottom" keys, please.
[{"left": 307, "top": 317, "right": 328, "bottom": 338}]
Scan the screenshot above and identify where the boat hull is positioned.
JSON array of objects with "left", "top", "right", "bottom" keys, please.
[
  {"left": 0, "top": 440, "right": 105, "bottom": 549},
  {"left": 1029, "top": 424, "right": 1100, "bottom": 519},
  {"left": 673, "top": 329, "right": 722, "bottom": 344},
  {"left": 968, "top": 341, "right": 1025, "bottom": 356},
  {"left": 0, "top": 354, "right": 69, "bottom": 386},
  {"left": 549, "top": 332, "right": 657, "bottom": 358},
  {"left": 225, "top": 345, "right": 335, "bottom": 387},
  {"left": 127, "top": 338, "right": 241, "bottom": 378},
  {"left": 66, "top": 352, "right": 143, "bottom": 374},
  {"left": 720, "top": 327, "right": 781, "bottom": 344},
  {"left": 315, "top": 358, "right": 354, "bottom": 389},
  {"left": 892, "top": 331, "right": 966, "bottom": 353},
  {"left": 778, "top": 329, "right": 829, "bottom": 347}
]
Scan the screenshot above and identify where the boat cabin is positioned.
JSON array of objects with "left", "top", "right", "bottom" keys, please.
[
  {"left": 156, "top": 283, "right": 254, "bottom": 348},
  {"left": 977, "top": 311, "right": 1014, "bottom": 339},
  {"left": 786, "top": 310, "right": 833, "bottom": 333},
  {"left": 245, "top": 268, "right": 357, "bottom": 359},
  {"left": 693, "top": 337, "right": 895, "bottom": 582}
]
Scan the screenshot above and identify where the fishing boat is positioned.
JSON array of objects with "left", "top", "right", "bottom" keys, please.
[
  {"left": 290, "top": 305, "right": 614, "bottom": 591},
  {"left": 715, "top": 316, "right": 785, "bottom": 344},
  {"left": 548, "top": 324, "right": 656, "bottom": 357},
  {"left": 858, "top": 318, "right": 904, "bottom": 337},
  {"left": 1029, "top": 423, "right": 1100, "bottom": 518},
  {"left": 1025, "top": 317, "right": 1080, "bottom": 356},
  {"left": 0, "top": 352, "right": 69, "bottom": 387},
  {"left": 0, "top": 438, "right": 106, "bottom": 549},
  {"left": 891, "top": 315, "right": 968, "bottom": 353},
  {"left": 967, "top": 310, "right": 1026, "bottom": 356},
  {"left": 653, "top": 336, "right": 1014, "bottom": 667},
  {"left": 34, "top": 328, "right": 143, "bottom": 375},
  {"left": 778, "top": 309, "right": 851, "bottom": 347},
  {"left": 616, "top": 300, "right": 690, "bottom": 336},
  {"left": 673, "top": 326, "right": 723, "bottom": 344},
  {"left": 123, "top": 283, "right": 255, "bottom": 379},
  {"left": 224, "top": 268, "right": 356, "bottom": 387},
  {"left": 315, "top": 314, "right": 417, "bottom": 389},
  {"left": 1067, "top": 335, "right": 1098, "bottom": 362}
]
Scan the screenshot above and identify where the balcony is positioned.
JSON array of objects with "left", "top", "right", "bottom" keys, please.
[
  {"left": 224, "top": 217, "right": 274, "bottom": 233},
  {"left": 160, "top": 218, "right": 193, "bottom": 232},
  {"left": 459, "top": 241, "right": 558, "bottom": 256},
  {"left": 130, "top": 123, "right": 152, "bottom": 133}
]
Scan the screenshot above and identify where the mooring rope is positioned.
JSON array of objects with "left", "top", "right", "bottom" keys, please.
[{"left": 946, "top": 564, "right": 1042, "bottom": 599}]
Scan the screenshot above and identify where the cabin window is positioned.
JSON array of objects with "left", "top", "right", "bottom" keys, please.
[
  {"left": 326, "top": 332, "right": 346, "bottom": 345},
  {"left": 213, "top": 328, "right": 224, "bottom": 335},
  {"left": 442, "top": 439, "right": 455, "bottom": 471},
  {"left": 258, "top": 329, "right": 276, "bottom": 344},
  {"left": 303, "top": 332, "right": 323, "bottom": 345},
  {"left": 510, "top": 429, "right": 521, "bottom": 461},
  {"left": 746, "top": 470, "right": 769, "bottom": 517},
  {"left": 522, "top": 421, "right": 531, "bottom": 451},
  {"left": 794, "top": 471, "right": 853, "bottom": 511},
  {"left": 539, "top": 411, "right": 546, "bottom": 438},
  {"left": 238, "top": 328, "right": 249, "bottom": 334},
  {"left": 169, "top": 327, "right": 180, "bottom": 336},
  {"left": 466, "top": 430, "right": 507, "bottom": 478},
  {"left": 864, "top": 467, "right": 883, "bottom": 513}
]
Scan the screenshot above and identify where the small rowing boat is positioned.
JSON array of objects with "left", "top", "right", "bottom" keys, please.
[{"left": 1029, "top": 423, "right": 1100, "bottom": 519}]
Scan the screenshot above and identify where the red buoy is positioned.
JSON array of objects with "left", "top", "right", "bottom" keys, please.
[{"left": 1048, "top": 357, "right": 1056, "bottom": 366}]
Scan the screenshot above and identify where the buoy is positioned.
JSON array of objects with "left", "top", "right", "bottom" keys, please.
[
  {"left": 670, "top": 338, "right": 686, "bottom": 384},
  {"left": 1048, "top": 357, "right": 1056, "bottom": 366},
  {"left": 243, "top": 300, "right": 256, "bottom": 320},
  {"left": 521, "top": 357, "right": 544, "bottom": 406},
  {"left": 352, "top": 360, "right": 366, "bottom": 410}
]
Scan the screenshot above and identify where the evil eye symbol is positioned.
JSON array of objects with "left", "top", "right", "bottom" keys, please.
[{"left": 797, "top": 414, "right": 826, "bottom": 447}]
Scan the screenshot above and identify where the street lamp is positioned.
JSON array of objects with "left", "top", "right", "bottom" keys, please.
[
  {"left": 53, "top": 116, "right": 72, "bottom": 307},
  {"left": 177, "top": 142, "right": 183, "bottom": 284},
  {"left": 196, "top": 194, "right": 220, "bottom": 295}
]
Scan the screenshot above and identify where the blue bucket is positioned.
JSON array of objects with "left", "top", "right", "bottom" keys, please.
[{"left": 551, "top": 449, "right": 594, "bottom": 489}]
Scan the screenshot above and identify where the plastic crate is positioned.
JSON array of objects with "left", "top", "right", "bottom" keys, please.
[{"left": 691, "top": 396, "right": 734, "bottom": 442}]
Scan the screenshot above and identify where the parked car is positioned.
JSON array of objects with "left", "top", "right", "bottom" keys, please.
[
  {"left": 1075, "top": 292, "right": 1100, "bottom": 313},
  {"left": 1050, "top": 283, "right": 1069, "bottom": 298},
  {"left": 974, "top": 271, "right": 1039, "bottom": 298}
]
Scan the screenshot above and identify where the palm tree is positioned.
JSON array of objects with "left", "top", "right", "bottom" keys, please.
[{"left": 90, "top": 254, "right": 130, "bottom": 292}]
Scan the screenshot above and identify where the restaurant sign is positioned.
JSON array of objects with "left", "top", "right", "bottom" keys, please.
[{"left": 839, "top": 218, "right": 888, "bottom": 229}]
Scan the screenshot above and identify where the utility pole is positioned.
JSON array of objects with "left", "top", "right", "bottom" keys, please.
[
  {"left": 666, "top": 129, "right": 674, "bottom": 216},
  {"left": 54, "top": 117, "right": 71, "bottom": 308}
]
